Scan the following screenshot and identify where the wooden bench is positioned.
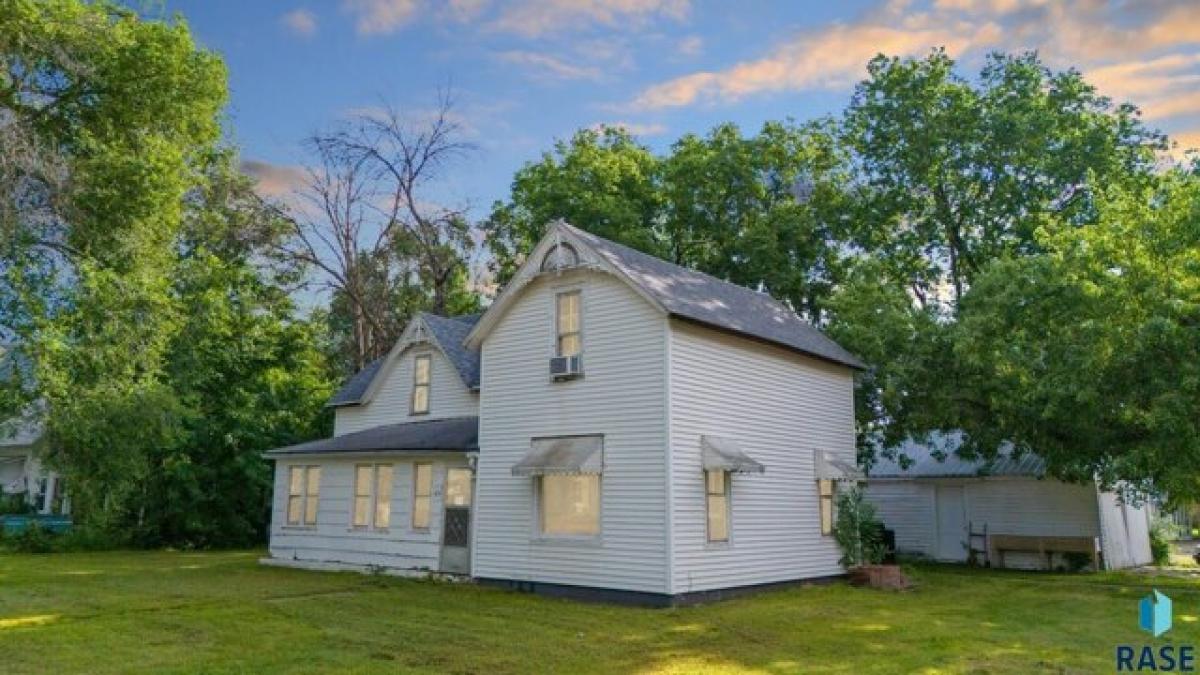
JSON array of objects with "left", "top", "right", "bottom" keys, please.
[{"left": 988, "top": 534, "right": 1100, "bottom": 571}]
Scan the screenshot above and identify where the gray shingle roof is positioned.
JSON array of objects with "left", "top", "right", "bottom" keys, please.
[
  {"left": 325, "top": 313, "right": 482, "bottom": 408},
  {"left": 867, "top": 431, "right": 1044, "bottom": 479},
  {"left": 326, "top": 357, "right": 385, "bottom": 407},
  {"left": 563, "top": 224, "right": 866, "bottom": 369},
  {"left": 266, "top": 416, "right": 478, "bottom": 456},
  {"left": 421, "top": 312, "right": 482, "bottom": 389}
]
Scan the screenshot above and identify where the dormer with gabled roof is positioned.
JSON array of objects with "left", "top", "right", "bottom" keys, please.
[{"left": 330, "top": 312, "right": 482, "bottom": 436}]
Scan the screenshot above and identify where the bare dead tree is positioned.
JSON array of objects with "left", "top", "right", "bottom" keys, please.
[{"left": 272, "top": 92, "right": 479, "bottom": 371}]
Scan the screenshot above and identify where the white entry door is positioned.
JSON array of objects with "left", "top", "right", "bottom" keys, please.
[{"left": 935, "top": 485, "right": 966, "bottom": 561}]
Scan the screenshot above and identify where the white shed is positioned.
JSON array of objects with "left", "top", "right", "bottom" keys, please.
[{"left": 864, "top": 435, "right": 1152, "bottom": 570}]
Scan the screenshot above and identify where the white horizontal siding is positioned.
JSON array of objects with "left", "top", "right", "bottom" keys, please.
[
  {"left": 868, "top": 477, "right": 1107, "bottom": 568},
  {"left": 267, "top": 455, "right": 468, "bottom": 571},
  {"left": 864, "top": 481, "right": 935, "bottom": 557},
  {"left": 668, "top": 319, "right": 857, "bottom": 594},
  {"left": 963, "top": 478, "right": 1100, "bottom": 569},
  {"left": 473, "top": 270, "right": 669, "bottom": 593},
  {"left": 334, "top": 346, "right": 478, "bottom": 436},
  {"left": 964, "top": 479, "right": 1099, "bottom": 536}
]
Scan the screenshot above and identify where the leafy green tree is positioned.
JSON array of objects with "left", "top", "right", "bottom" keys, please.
[
  {"left": 0, "top": 1, "right": 333, "bottom": 543},
  {"left": 150, "top": 245, "right": 331, "bottom": 546},
  {"left": 840, "top": 50, "right": 1163, "bottom": 308},
  {"left": 661, "top": 120, "right": 851, "bottom": 320},
  {"left": 829, "top": 50, "right": 1169, "bottom": 482},
  {"left": 487, "top": 122, "right": 851, "bottom": 319},
  {"left": 948, "top": 173, "right": 1200, "bottom": 500},
  {"left": 0, "top": 0, "right": 229, "bottom": 525},
  {"left": 485, "top": 126, "right": 663, "bottom": 284}
]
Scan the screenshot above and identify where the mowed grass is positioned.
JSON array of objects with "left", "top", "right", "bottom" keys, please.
[{"left": 0, "top": 551, "right": 1198, "bottom": 674}]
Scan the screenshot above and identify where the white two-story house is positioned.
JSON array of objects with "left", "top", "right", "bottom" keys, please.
[{"left": 265, "top": 221, "right": 865, "bottom": 605}]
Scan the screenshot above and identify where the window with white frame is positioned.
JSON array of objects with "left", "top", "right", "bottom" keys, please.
[
  {"left": 539, "top": 474, "right": 600, "bottom": 537},
  {"left": 412, "top": 462, "right": 433, "bottom": 529},
  {"left": 555, "top": 291, "right": 581, "bottom": 357},
  {"left": 287, "top": 465, "right": 320, "bottom": 527},
  {"left": 705, "top": 469, "right": 730, "bottom": 543},
  {"left": 352, "top": 464, "right": 393, "bottom": 529},
  {"left": 818, "top": 479, "right": 835, "bottom": 535},
  {"left": 411, "top": 354, "right": 431, "bottom": 414}
]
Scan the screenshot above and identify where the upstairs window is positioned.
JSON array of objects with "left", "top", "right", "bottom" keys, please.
[
  {"left": 411, "top": 354, "right": 431, "bottom": 414},
  {"left": 555, "top": 291, "right": 581, "bottom": 357},
  {"left": 287, "top": 465, "right": 320, "bottom": 527}
]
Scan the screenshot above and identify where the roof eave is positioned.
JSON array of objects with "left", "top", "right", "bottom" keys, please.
[{"left": 265, "top": 446, "right": 476, "bottom": 459}]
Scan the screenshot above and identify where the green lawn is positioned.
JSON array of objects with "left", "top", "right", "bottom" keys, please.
[{"left": 0, "top": 551, "right": 1196, "bottom": 674}]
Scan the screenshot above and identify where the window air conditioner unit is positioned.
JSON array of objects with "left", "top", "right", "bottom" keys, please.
[{"left": 549, "top": 355, "right": 583, "bottom": 380}]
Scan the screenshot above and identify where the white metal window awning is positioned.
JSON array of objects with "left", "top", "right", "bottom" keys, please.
[
  {"left": 815, "top": 449, "right": 863, "bottom": 481},
  {"left": 701, "top": 435, "right": 765, "bottom": 474},
  {"left": 512, "top": 435, "right": 604, "bottom": 476}
]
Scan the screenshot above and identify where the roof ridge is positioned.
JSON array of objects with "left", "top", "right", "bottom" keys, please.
[
  {"left": 421, "top": 311, "right": 483, "bottom": 324},
  {"left": 561, "top": 222, "right": 798, "bottom": 316}
]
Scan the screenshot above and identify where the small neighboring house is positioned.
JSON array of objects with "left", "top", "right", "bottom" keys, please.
[
  {"left": 863, "top": 433, "right": 1152, "bottom": 570},
  {"left": 0, "top": 349, "right": 66, "bottom": 516},
  {"left": 264, "top": 221, "right": 866, "bottom": 605},
  {"left": 0, "top": 415, "right": 66, "bottom": 515}
]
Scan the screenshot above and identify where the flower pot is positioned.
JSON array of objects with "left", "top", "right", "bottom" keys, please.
[{"left": 847, "top": 564, "right": 911, "bottom": 590}]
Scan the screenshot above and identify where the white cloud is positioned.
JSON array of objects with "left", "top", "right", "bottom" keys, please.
[
  {"left": 489, "top": 0, "right": 690, "bottom": 37},
  {"left": 281, "top": 9, "right": 318, "bottom": 37},
  {"left": 342, "top": 0, "right": 421, "bottom": 36},
  {"left": 590, "top": 121, "right": 668, "bottom": 136},
  {"left": 1087, "top": 54, "right": 1200, "bottom": 120},
  {"left": 338, "top": 0, "right": 691, "bottom": 37},
  {"left": 632, "top": 18, "right": 1000, "bottom": 109},
  {"left": 629, "top": 0, "right": 1200, "bottom": 113},
  {"left": 1169, "top": 129, "right": 1200, "bottom": 160},
  {"left": 496, "top": 51, "right": 605, "bottom": 82},
  {"left": 241, "top": 160, "right": 308, "bottom": 199}
]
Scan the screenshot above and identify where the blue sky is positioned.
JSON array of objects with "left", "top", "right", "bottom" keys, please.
[{"left": 161, "top": 0, "right": 1200, "bottom": 219}]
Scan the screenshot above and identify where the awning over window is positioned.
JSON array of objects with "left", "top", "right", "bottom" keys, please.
[
  {"left": 701, "top": 435, "right": 765, "bottom": 474},
  {"left": 815, "top": 449, "right": 863, "bottom": 481},
  {"left": 512, "top": 435, "right": 604, "bottom": 476}
]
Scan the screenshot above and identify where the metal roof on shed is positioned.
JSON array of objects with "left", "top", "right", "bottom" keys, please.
[{"left": 867, "top": 431, "right": 1045, "bottom": 479}]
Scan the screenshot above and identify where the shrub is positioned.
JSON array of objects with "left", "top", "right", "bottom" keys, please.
[
  {"left": 7, "top": 522, "right": 56, "bottom": 553},
  {"left": 1149, "top": 517, "right": 1178, "bottom": 567},
  {"left": 833, "top": 485, "right": 887, "bottom": 568},
  {"left": 1062, "top": 551, "right": 1094, "bottom": 572},
  {"left": 0, "top": 494, "right": 35, "bottom": 515},
  {"left": 57, "top": 525, "right": 122, "bottom": 552}
]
